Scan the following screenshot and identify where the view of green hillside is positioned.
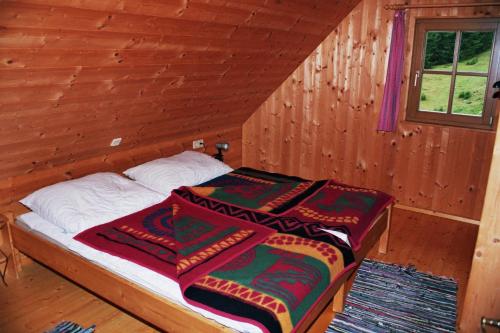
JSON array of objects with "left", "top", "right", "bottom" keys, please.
[
  {"left": 419, "top": 51, "right": 491, "bottom": 116},
  {"left": 418, "top": 31, "right": 493, "bottom": 116}
]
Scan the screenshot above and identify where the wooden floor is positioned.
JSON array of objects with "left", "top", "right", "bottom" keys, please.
[{"left": 0, "top": 208, "right": 478, "bottom": 333}]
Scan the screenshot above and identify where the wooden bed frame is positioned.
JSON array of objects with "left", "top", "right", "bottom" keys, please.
[{"left": 2, "top": 203, "right": 391, "bottom": 333}]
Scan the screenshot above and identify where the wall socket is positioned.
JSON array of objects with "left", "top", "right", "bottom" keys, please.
[
  {"left": 192, "top": 139, "right": 204, "bottom": 149},
  {"left": 110, "top": 137, "right": 122, "bottom": 147}
]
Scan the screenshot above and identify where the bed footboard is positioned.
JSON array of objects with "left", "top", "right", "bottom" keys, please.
[
  {"left": 2, "top": 203, "right": 392, "bottom": 333},
  {"left": 332, "top": 283, "right": 345, "bottom": 313},
  {"left": 378, "top": 205, "right": 392, "bottom": 254},
  {"left": 331, "top": 205, "right": 393, "bottom": 315},
  {"left": 10, "top": 221, "right": 236, "bottom": 333}
]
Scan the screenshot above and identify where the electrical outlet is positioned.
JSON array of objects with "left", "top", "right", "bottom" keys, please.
[
  {"left": 192, "top": 139, "right": 204, "bottom": 149},
  {"left": 110, "top": 137, "right": 122, "bottom": 147}
]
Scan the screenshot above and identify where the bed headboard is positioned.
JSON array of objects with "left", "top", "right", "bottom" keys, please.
[{"left": 0, "top": 129, "right": 242, "bottom": 211}]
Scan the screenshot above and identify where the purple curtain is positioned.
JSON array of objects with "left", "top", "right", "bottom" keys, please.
[{"left": 377, "top": 10, "right": 406, "bottom": 132}]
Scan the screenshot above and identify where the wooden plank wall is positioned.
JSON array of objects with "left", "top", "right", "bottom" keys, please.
[
  {"left": 461, "top": 103, "right": 500, "bottom": 332},
  {"left": 0, "top": 127, "right": 241, "bottom": 208},
  {"left": 243, "top": 0, "right": 499, "bottom": 220},
  {"left": 0, "top": 0, "right": 361, "bottom": 185}
]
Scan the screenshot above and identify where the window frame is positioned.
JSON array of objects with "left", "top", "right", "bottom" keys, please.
[{"left": 406, "top": 18, "right": 500, "bottom": 130}]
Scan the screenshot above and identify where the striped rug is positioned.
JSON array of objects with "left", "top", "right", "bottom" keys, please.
[
  {"left": 45, "top": 321, "right": 96, "bottom": 333},
  {"left": 327, "top": 260, "right": 457, "bottom": 333}
]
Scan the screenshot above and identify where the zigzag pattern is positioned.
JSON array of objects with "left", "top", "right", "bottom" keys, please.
[
  {"left": 176, "top": 189, "right": 355, "bottom": 264},
  {"left": 177, "top": 190, "right": 269, "bottom": 223},
  {"left": 196, "top": 276, "right": 288, "bottom": 314},
  {"left": 194, "top": 275, "right": 294, "bottom": 333},
  {"left": 263, "top": 217, "right": 351, "bottom": 244}
]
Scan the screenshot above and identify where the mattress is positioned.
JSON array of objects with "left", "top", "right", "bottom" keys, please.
[{"left": 16, "top": 212, "right": 262, "bottom": 333}]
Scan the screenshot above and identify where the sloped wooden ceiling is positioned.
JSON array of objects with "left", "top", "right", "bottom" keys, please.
[
  {"left": 0, "top": 0, "right": 361, "bottom": 179},
  {"left": 242, "top": 0, "right": 498, "bottom": 220}
]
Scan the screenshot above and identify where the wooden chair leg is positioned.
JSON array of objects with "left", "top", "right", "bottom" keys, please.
[
  {"left": 332, "top": 283, "right": 345, "bottom": 313},
  {"left": 5, "top": 212, "right": 22, "bottom": 279},
  {"left": 10, "top": 248, "right": 22, "bottom": 279},
  {"left": 378, "top": 205, "right": 392, "bottom": 254}
]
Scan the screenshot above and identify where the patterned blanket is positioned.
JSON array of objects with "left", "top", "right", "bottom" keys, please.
[
  {"left": 196, "top": 168, "right": 393, "bottom": 251},
  {"left": 75, "top": 168, "right": 393, "bottom": 333}
]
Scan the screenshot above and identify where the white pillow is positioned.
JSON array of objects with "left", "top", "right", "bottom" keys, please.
[
  {"left": 20, "top": 172, "right": 166, "bottom": 234},
  {"left": 123, "top": 151, "right": 233, "bottom": 195}
]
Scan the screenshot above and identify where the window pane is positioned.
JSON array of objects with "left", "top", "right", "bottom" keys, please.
[
  {"left": 424, "top": 31, "right": 456, "bottom": 71},
  {"left": 457, "top": 31, "right": 494, "bottom": 73},
  {"left": 419, "top": 74, "right": 451, "bottom": 113},
  {"left": 451, "top": 76, "right": 487, "bottom": 116}
]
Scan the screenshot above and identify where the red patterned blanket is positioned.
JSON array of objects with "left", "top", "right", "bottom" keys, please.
[
  {"left": 75, "top": 168, "right": 393, "bottom": 333},
  {"left": 75, "top": 192, "right": 274, "bottom": 290}
]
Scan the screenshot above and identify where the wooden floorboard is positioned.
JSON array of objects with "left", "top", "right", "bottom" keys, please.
[{"left": 0, "top": 208, "right": 478, "bottom": 333}]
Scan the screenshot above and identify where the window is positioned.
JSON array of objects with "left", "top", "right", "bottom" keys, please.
[{"left": 407, "top": 19, "right": 500, "bottom": 130}]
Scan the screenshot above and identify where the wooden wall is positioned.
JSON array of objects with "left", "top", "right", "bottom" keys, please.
[
  {"left": 461, "top": 108, "right": 500, "bottom": 332},
  {"left": 0, "top": 127, "right": 241, "bottom": 207},
  {"left": 243, "top": 0, "right": 499, "bottom": 220},
  {"left": 0, "top": 0, "right": 361, "bottom": 195}
]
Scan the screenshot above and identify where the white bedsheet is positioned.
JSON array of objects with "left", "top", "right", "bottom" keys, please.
[{"left": 17, "top": 212, "right": 262, "bottom": 333}]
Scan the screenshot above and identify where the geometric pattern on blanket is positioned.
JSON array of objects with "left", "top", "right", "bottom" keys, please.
[
  {"left": 185, "top": 234, "right": 345, "bottom": 333},
  {"left": 185, "top": 169, "right": 393, "bottom": 251},
  {"left": 75, "top": 193, "right": 275, "bottom": 289},
  {"left": 75, "top": 167, "right": 393, "bottom": 333},
  {"left": 176, "top": 188, "right": 357, "bottom": 264}
]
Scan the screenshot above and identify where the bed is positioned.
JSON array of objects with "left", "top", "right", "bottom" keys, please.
[{"left": 2, "top": 153, "right": 393, "bottom": 333}]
